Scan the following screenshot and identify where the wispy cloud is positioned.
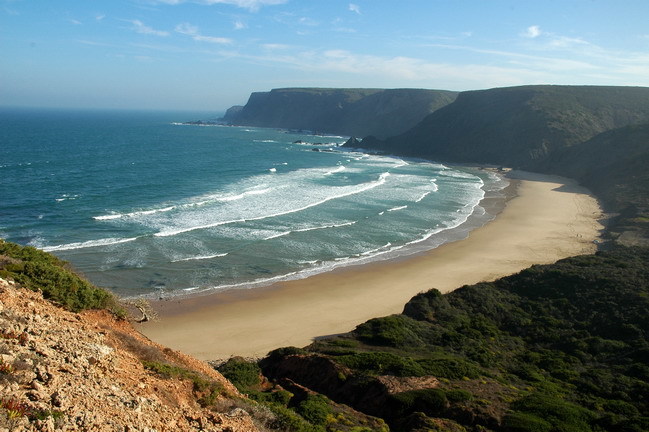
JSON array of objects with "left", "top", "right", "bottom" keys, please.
[
  {"left": 298, "top": 16, "right": 318, "bottom": 26},
  {"left": 261, "top": 43, "right": 291, "bottom": 50},
  {"left": 175, "top": 22, "right": 232, "bottom": 44},
  {"left": 522, "top": 25, "right": 542, "bottom": 38},
  {"left": 131, "top": 20, "right": 170, "bottom": 36},
  {"left": 349, "top": 3, "right": 361, "bottom": 14},
  {"left": 69, "top": 18, "right": 82, "bottom": 25},
  {"left": 96, "top": 14, "right": 106, "bottom": 21},
  {"left": 233, "top": 19, "right": 246, "bottom": 30},
  {"left": 150, "top": 0, "right": 287, "bottom": 12}
]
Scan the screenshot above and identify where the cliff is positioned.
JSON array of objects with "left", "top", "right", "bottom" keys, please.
[
  {"left": 355, "top": 85, "right": 649, "bottom": 168},
  {"left": 221, "top": 88, "right": 458, "bottom": 139}
]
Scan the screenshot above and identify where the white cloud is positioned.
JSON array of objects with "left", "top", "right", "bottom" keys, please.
[
  {"left": 175, "top": 22, "right": 232, "bottom": 44},
  {"left": 69, "top": 18, "right": 82, "bottom": 25},
  {"left": 194, "top": 35, "right": 232, "bottom": 44},
  {"left": 298, "top": 17, "right": 318, "bottom": 26},
  {"left": 523, "top": 25, "right": 542, "bottom": 38},
  {"left": 131, "top": 20, "right": 169, "bottom": 36},
  {"left": 151, "top": 0, "right": 287, "bottom": 12},
  {"left": 234, "top": 19, "right": 246, "bottom": 30},
  {"left": 349, "top": 3, "right": 361, "bottom": 14},
  {"left": 261, "top": 43, "right": 291, "bottom": 50},
  {"left": 96, "top": 14, "right": 106, "bottom": 21},
  {"left": 175, "top": 22, "right": 199, "bottom": 35}
]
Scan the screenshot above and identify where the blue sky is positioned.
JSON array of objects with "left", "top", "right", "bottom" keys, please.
[{"left": 2, "top": 0, "right": 649, "bottom": 111}]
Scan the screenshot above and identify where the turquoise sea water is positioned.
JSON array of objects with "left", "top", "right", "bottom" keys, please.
[{"left": 0, "top": 108, "right": 507, "bottom": 298}]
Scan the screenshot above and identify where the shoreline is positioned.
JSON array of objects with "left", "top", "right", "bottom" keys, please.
[{"left": 137, "top": 170, "right": 603, "bottom": 361}]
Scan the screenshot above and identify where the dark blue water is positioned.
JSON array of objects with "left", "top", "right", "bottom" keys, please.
[{"left": 0, "top": 108, "right": 506, "bottom": 297}]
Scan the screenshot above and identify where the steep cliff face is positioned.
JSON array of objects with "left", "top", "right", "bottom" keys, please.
[
  {"left": 357, "top": 85, "right": 649, "bottom": 169},
  {"left": 222, "top": 88, "right": 458, "bottom": 139}
]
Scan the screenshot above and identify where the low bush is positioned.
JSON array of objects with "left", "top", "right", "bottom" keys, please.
[
  {"left": 217, "top": 357, "right": 262, "bottom": 392},
  {"left": 0, "top": 240, "right": 124, "bottom": 316}
]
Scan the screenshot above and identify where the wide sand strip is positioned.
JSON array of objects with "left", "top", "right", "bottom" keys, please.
[{"left": 138, "top": 171, "right": 603, "bottom": 360}]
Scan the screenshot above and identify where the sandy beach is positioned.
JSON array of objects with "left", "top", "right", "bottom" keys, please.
[{"left": 137, "top": 171, "right": 603, "bottom": 361}]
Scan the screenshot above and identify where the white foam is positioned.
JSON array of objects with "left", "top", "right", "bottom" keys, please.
[
  {"left": 295, "top": 221, "right": 356, "bottom": 233},
  {"left": 42, "top": 237, "right": 138, "bottom": 252},
  {"left": 154, "top": 218, "right": 246, "bottom": 237},
  {"left": 215, "top": 188, "right": 272, "bottom": 203},
  {"left": 153, "top": 172, "right": 390, "bottom": 238},
  {"left": 264, "top": 231, "right": 291, "bottom": 240},
  {"left": 360, "top": 242, "right": 392, "bottom": 256},
  {"left": 324, "top": 165, "right": 346, "bottom": 176},
  {"left": 94, "top": 206, "right": 175, "bottom": 220},
  {"left": 387, "top": 205, "right": 408, "bottom": 212},
  {"left": 171, "top": 253, "right": 228, "bottom": 262},
  {"left": 415, "top": 191, "right": 431, "bottom": 202}
]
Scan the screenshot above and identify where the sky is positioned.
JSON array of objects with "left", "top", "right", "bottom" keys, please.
[{"left": 2, "top": 0, "right": 649, "bottom": 112}]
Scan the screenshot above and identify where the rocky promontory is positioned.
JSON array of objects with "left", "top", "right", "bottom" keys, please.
[{"left": 221, "top": 88, "right": 457, "bottom": 139}]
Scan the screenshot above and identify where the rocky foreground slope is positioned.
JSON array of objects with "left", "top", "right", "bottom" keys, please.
[{"left": 0, "top": 277, "right": 259, "bottom": 432}]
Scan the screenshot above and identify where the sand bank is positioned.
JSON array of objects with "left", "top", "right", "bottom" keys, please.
[{"left": 137, "top": 171, "right": 603, "bottom": 360}]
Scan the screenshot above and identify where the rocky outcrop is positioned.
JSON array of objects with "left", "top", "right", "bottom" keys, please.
[
  {"left": 221, "top": 88, "right": 457, "bottom": 139},
  {"left": 0, "top": 277, "right": 258, "bottom": 432}
]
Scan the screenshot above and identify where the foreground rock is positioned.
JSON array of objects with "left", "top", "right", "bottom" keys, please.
[{"left": 0, "top": 277, "right": 258, "bottom": 432}]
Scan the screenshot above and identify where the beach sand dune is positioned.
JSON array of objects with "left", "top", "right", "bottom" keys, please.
[{"left": 138, "top": 171, "right": 603, "bottom": 360}]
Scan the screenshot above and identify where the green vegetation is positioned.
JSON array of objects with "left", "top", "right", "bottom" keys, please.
[
  {"left": 0, "top": 240, "right": 124, "bottom": 315},
  {"left": 216, "top": 357, "right": 387, "bottom": 432},
  {"left": 217, "top": 356, "right": 263, "bottom": 392},
  {"left": 359, "top": 85, "right": 649, "bottom": 171},
  {"left": 262, "top": 247, "right": 649, "bottom": 431}
]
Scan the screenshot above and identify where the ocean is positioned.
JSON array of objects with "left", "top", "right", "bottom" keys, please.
[{"left": 0, "top": 108, "right": 507, "bottom": 298}]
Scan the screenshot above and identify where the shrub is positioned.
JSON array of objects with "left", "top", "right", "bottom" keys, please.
[
  {"left": 416, "top": 357, "right": 482, "bottom": 379},
  {"left": 336, "top": 352, "right": 425, "bottom": 377},
  {"left": 296, "top": 394, "right": 332, "bottom": 426},
  {"left": 444, "top": 389, "right": 473, "bottom": 403},
  {"left": 502, "top": 412, "right": 552, "bottom": 432},
  {"left": 0, "top": 240, "right": 124, "bottom": 315},
  {"left": 388, "top": 388, "right": 448, "bottom": 418},
  {"left": 217, "top": 357, "right": 262, "bottom": 392},
  {"left": 353, "top": 315, "right": 427, "bottom": 347},
  {"left": 266, "top": 403, "right": 324, "bottom": 432}
]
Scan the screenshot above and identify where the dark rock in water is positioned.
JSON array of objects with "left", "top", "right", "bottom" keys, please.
[
  {"left": 182, "top": 119, "right": 221, "bottom": 126},
  {"left": 343, "top": 137, "right": 361, "bottom": 147},
  {"left": 311, "top": 148, "right": 320, "bottom": 152},
  {"left": 294, "top": 140, "right": 305, "bottom": 144}
]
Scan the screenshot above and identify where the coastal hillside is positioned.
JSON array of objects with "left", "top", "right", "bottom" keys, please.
[
  {"left": 0, "top": 241, "right": 257, "bottom": 431},
  {"left": 355, "top": 85, "right": 649, "bottom": 168},
  {"left": 242, "top": 247, "right": 649, "bottom": 432},
  {"left": 352, "top": 85, "right": 649, "bottom": 244},
  {"left": 221, "top": 88, "right": 458, "bottom": 139},
  {"left": 0, "top": 240, "right": 385, "bottom": 432},
  {"left": 542, "top": 123, "right": 649, "bottom": 246}
]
